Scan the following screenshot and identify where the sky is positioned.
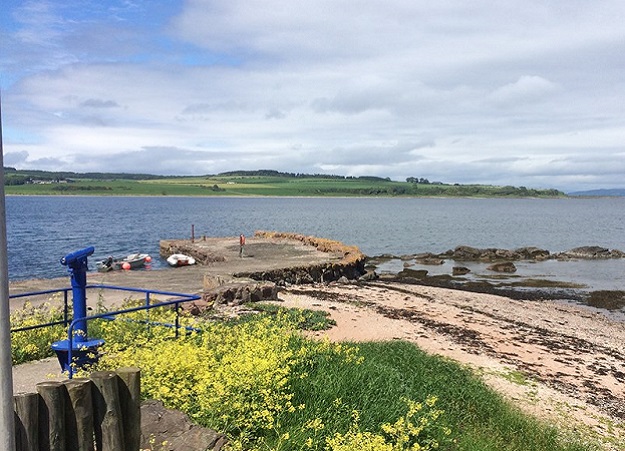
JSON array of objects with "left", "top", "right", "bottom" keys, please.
[{"left": 1, "top": 1, "right": 624, "bottom": 191}]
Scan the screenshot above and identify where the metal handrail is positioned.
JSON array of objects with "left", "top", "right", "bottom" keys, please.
[
  {"left": 10, "top": 284, "right": 200, "bottom": 332},
  {"left": 10, "top": 288, "right": 71, "bottom": 332},
  {"left": 10, "top": 284, "right": 202, "bottom": 377}
]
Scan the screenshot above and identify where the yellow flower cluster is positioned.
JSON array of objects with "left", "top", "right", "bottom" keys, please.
[
  {"left": 97, "top": 309, "right": 357, "bottom": 443},
  {"left": 10, "top": 301, "right": 66, "bottom": 364},
  {"left": 326, "top": 398, "right": 452, "bottom": 451}
]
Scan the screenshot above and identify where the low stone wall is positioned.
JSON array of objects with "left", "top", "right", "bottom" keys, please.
[
  {"left": 244, "top": 231, "right": 367, "bottom": 284},
  {"left": 234, "top": 262, "right": 364, "bottom": 285}
]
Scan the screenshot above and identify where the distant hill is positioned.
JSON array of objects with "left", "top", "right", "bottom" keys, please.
[
  {"left": 3, "top": 167, "right": 566, "bottom": 198},
  {"left": 568, "top": 188, "right": 625, "bottom": 197}
]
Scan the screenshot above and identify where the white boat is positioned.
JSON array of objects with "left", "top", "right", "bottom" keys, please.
[{"left": 167, "top": 254, "right": 196, "bottom": 267}]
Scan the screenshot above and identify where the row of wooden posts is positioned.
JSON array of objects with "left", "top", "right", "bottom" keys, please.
[{"left": 13, "top": 367, "right": 141, "bottom": 451}]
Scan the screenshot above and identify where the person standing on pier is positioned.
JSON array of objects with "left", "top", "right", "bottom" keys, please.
[{"left": 239, "top": 234, "right": 246, "bottom": 257}]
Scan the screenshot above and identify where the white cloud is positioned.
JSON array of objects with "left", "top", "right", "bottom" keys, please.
[
  {"left": 488, "top": 76, "right": 559, "bottom": 107},
  {"left": 2, "top": 0, "right": 625, "bottom": 191}
]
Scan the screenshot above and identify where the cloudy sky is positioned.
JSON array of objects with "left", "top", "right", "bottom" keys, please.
[{"left": 1, "top": 1, "right": 624, "bottom": 191}]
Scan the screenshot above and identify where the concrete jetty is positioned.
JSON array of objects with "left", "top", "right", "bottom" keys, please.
[{"left": 10, "top": 232, "right": 367, "bottom": 392}]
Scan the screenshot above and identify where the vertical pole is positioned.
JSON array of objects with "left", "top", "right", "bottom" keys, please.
[
  {"left": 191, "top": 224, "right": 195, "bottom": 243},
  {"left": 70, "top": 266, "right": 88, "bottom": 343},
  {"left": 0, "top": 92, "right": 17, "bottom": 450},
  {"left": 63, "top": 290, "right": 69, "bottom": 326},
  {"left": 91, "top": 371, "right": 125, "bottom": 451},
  {"left": 60, "top": 247, "right": 93, "bottom": 343}
]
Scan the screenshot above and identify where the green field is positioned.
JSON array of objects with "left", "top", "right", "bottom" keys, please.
[{"left": 3, "top": 169, "right": 566, "bottom": 197}]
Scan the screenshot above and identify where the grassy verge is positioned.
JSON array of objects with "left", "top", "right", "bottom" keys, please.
[
  {"left": 11, "top": 301, "right": 601, "bottom": 450},
  {"left": 284, "top": 340, "right": 595, "bottom": 450}
]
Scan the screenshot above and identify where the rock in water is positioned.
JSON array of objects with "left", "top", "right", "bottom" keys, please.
[
  {"left": 452, "top": 266, "right": 471, "bottom": 276},
  {"left": 487, "top": 262, "right": 517, "bottom": 273}
]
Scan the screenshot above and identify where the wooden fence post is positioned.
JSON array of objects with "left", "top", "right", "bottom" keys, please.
[
  {"left": 13, "top": 392, "right": 38, "bottom": 451},
  {"left": 116, "top": 367, "right": 141, "bottom": 451},
  {"left": 64, "top": 378, "right": 95, "bottom": 451},
  {"left": 90, "top": 371, "right": 124, "bottom": 451},
  {"left": 36, "top": 381, "right": 66, "bottom": 451}
]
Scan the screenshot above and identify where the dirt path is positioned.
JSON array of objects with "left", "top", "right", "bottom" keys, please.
[{"left": 277, "top": 282, "right": 625, "bottom": 449}]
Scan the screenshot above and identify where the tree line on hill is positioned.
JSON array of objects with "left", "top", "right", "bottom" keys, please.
[
  {"left": 217, "top": 169, "right": 392, "bottom": 181},
  {"left": 2, "top": 167, "right": 165, "bottom": 185}
]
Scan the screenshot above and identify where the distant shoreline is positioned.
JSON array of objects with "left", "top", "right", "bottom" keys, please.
[{"left": 5, "top": 193, "right": 581, "bottom": 199}]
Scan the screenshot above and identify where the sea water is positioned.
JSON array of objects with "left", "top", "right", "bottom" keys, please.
[{"left": 5, "top": 196, "right": 625, "bottom": 289}]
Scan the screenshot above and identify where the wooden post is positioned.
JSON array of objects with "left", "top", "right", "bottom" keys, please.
[
  {"left": 90, "top": 371, "right": 124, "bottom": 451},
  {"left": 13, "top": 392, "right": 38, "bottom": 451},
  {"left": 116, "top": 367, "right": 141, "bottom": 451},
  {"left": 36, "top": 381, "right": 66, "bottom": 451},
  {"left": 191, "top": 224, "right": 195, "bottom": 243},
  {"left": 64, "top": 378, "right": 95, "bottom": 451}
]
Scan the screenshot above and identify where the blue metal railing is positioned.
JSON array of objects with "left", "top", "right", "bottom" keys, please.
[
  {"left": 10, "top": 288, "right": 72, "bottom": 332},
  {"left": 10, "top": 284, "right": 202, "bottom": 377}
]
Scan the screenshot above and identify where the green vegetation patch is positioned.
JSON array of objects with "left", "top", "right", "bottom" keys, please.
[
  {"left": 4, "top": 168, "right": 567, "bottom": 198},
  {"left": 11, "top": 300, "right": 602, "bottom": 450},
  {"left": 10, "top": 301, "right": 66, "bottom": 364},
  {"left": 241, "top": 302, "right": 337, "bottom": 331}
]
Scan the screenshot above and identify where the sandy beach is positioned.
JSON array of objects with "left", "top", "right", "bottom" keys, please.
[
  {"left": 10, "top": 235, "right": 625, "bottom": 448},
  {"left": 274, "top": 281, "right": 625, "bottom": 448}
]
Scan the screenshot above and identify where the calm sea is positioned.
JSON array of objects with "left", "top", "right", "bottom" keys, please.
[{"left": 5, "top": 196, "right": 625, "bottom": 291}]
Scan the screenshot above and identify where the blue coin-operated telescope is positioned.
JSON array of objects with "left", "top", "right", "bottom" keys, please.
[{"left": 52, "top": 246, "right": 105, "bottom": 372}]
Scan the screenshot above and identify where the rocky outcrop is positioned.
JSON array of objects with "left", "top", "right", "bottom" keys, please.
[
  {"left": 440, "top": 246, "right": 550, "bottom": 262},
  {"left": 555, "top": 246, "right": 625, "bottom": 260},
  {"left": 414, "top": 253, "right": 445, "bottom": 265},
  {"left": 374, "top": 244, "right": 625, "bottom": 264},
  {"left": 141, "top": 400, "right": 226, "bottom": 451},
  {"left": 182, "top": 276, "right": 279, "bottom": 315}
]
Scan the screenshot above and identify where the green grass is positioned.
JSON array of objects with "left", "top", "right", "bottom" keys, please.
[
  {"left": 275, "top": 340, "right": 597, "bottom": 451},
  {"left": 239, "top": 302, "right": 337, "bottom": 330}
]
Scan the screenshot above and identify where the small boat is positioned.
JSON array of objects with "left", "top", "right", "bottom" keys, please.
[
  {"left": 97, "top": 253, "right": 152, "bottom": 272},
  {"left": 166, "top": 254, "right": 196, "bottom": 267}
]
